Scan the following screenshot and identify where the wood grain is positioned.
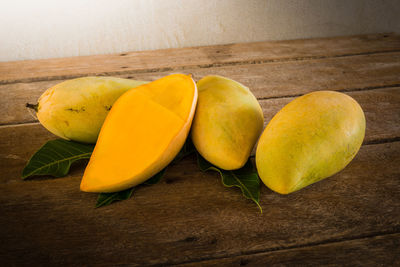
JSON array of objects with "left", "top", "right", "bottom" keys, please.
[
  {"left": 1, "top": 52, "right": 400, "bottom": 126},
  {"left": 0, "top": 141, "right": 399, "bottom": 266},
  {"left": 0, "top": 123, "right": 55, "bottom": 183},
  {"left": 0, "top": 33, "right": 399, "bottom": 84},
  {"left": 179, "top": 233, "right": 400, "bottom": 266},
  {"left": 1, "top": 87, "right": 399, "bottom": 183},
  {"left": 1, "top": 34, "right": 399, "bottom": 266}
]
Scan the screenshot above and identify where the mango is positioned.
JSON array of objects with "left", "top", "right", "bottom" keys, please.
[
  {"left": 29, "top": 76, "right": 147, "bottom": 143},
  {"left": 256, "top": 91, "right": 365, "bottom": 194},
  {"left": 191, "top": 75, "right": 264, "bottom": 170},
  {"left": 80, "top": 74, "right": 197, "bottom": 193}
]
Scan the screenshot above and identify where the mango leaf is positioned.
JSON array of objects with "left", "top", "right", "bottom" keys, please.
[
  {"left": 197, "top": 153, "right": 262, "bottom": 212},
  {"left": 22, "top": 139, "right": 94, "bottom": 179},
  {"left": 96, "top": 168, "right": 167, "bottom": 208},
  {"left": 22, "top": 136, "right": 195, "bottom": 208},
  {"left": 172, "top": 138, "right": 196, "bottom": 164},
  {"left": 96, "top": 187, "right": 135, "bottom": 208},
  {"left": 143, "top": 168, "right": 167, "bottom": 185}
]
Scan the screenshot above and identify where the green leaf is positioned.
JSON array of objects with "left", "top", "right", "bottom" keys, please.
[
  {"left": 197, "top": 153, "right": 262, "bottom": 212},
  {"left": 22, "top": 139, "right": 94, "bottom": 179},
  {"left": 143, "top": 168, "right": 167, "bottom": 185},
  {"left": 173, "top": 138, "right": 196, "bottom": 164},
  {"left": 96, "top": 187, "right": 135, "bottom": 208},
  {"left": 96, "top": 168, "right": 167, "bottom": 208},
  {"left": 22, "top": 136, "right": 195, "bottom": 208}
]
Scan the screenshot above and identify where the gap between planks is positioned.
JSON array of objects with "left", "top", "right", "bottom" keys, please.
[
  {"left": 1, "top": 33, "right": 399, "bottom": 85},
  {"left": 171, "top": 232, "right": 400, "bottom": 267},
  {"left": 1, "top": 50, "right": 399, "bottom": 86},
  {"left": 1, "top": 83, "right": 399, "bottom": 128},
  {"left": 257, "top": 83, "right": 400, "bottom": 101},
  {"left": 0, "top": 122, "right": 397, "bottom": 147},
  {"left": 2, "top": 50, "right": 400, "bottom": 126}
]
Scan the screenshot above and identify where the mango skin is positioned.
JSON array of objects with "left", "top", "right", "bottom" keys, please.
[
  {"left": 256, "top": 91, "right": 366, "bottom": 194},
  {"left": 191, "top": 75, "right": 264, "bottom": 170},
  {"left": 36, "top": 76, "right": 147, "bottom": 143}
]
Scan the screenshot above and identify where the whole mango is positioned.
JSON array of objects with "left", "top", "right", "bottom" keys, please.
[
  {"left": 28, "top": 76, "right": 147, "bottom": 143},
  {"left": 256, "top": 91, "right": 366, "bottom": 194},
  {"left": 191, "top": 75, "right": 264, "bottom": 170}
]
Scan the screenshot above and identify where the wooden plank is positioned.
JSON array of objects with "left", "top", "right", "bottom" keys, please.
[
  {"left": 1, "top": 52, "right": 400, "bottom": 126},
  {"left": 179, "top": 233, "right": 400, "bottom": 267},
  {"left": 1, "top": 34, "right": 399, "bottom": 266},
  {"left": 0, "top": 33, "right": 399, "bottom": 84},
  {"left": 0, "top": 123, "right": 55, "bottom": 183},
  {"left": 1, "top": 87, "right": 399, "bottom": 183},
  {"left": 0, "top": 141, "right": 399, "bottom": 266}
]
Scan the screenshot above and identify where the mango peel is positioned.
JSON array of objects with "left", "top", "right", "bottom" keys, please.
[
  {"left": 256, "top": 91, "right": 366, "bottom": 194},
  {"left": 191, "top": 75, "right": 264, "bottom": 170},
  {"left": 30, "top": 76, "right": 147, "bottom": 143}
]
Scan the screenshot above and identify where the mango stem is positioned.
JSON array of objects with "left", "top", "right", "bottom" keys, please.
[{"left": 26, "top": 103, "right": 38, "bottom": 112}]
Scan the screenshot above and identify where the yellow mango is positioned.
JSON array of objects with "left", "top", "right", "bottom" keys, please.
[
  {"left": 29, "top": 76, "right": 147, "bottom": 143},
  {"left": 256, "top": 91, "right": 366, "bottom": 194},
  {"left": 191, "top": 75, "right": 264, "bottom": 170},
  {"left": 81, "top": 74, "right": 197, "bottom": 193}
]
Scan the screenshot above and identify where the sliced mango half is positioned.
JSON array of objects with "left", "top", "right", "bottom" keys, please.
[{"left": 80, "top": 74, "right": 197, "bottom": 192}]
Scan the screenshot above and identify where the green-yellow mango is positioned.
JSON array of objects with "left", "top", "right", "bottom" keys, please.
[
  {"left": 256, "top": 91, "right": 366, "bottom": 194},
  {"left": 191, "top": 75, "right": 264, "bottom": 170},
  {"left": 29, "top": 76, "right": 147, "bottom": 143}
]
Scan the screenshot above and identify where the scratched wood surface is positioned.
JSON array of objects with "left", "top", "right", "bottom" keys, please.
[{"left": 0, "top": 34, "right": 399, "bottom": 266}]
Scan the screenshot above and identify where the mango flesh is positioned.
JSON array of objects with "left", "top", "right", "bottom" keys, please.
[
  {"left": 80, "top": 74, "right": 197, "bottom": 193},
  {"left": 191, "top": 75, "right": 264, "bottom": 170},
  {"left": 36, "top": 76, "right": 147, "bottom": 143},
  {"left": 256, "top": 91, "right": 366, "bottom": 194}
]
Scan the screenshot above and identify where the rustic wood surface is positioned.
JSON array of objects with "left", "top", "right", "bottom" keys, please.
[
  {"left": 179, "top": 233, "right": 400, "bottom": 267},
  {"left": 0, "top": 33, "right": 399, "bottom": 266},
  {"left": 2, "top": 51, "right": 400, "bottom": 126},
  {"left": 1, "top": 33, "right": 399, "bottom": 85}
]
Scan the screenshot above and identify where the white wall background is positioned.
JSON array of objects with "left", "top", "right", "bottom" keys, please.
[{"left": 1, "top": 0, "right": 399, "bottom": 62}]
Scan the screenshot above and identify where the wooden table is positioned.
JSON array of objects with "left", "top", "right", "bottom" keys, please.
[{"left": 1, "top": 34, "right": 399, "bottom": 266}]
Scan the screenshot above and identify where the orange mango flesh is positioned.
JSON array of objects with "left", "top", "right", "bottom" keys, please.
[{"left": 80, "top": 74, "right": 197, "bottom": 193}]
